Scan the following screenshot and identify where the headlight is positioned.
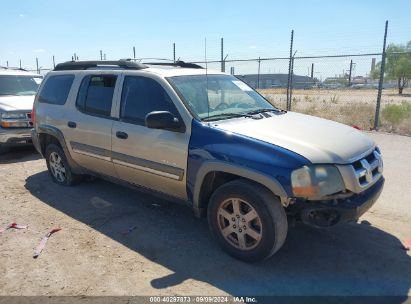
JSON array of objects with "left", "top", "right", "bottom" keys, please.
[
  {"left": 1, "top": 112, "right": 26, "bottom": 119},
  {"left": 291, "top": 165, "right": 345, "bottom": 198}
]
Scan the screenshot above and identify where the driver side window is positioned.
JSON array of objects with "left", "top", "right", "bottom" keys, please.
[{"left": 120, "top": 76, "right": 179, "bottom": 126}]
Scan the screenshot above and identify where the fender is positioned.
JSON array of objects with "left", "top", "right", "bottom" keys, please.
[
  {"left": 193, "top": 160, "right": 288, "bottom": 210},
  {"left": 36, "top": 124, "right": 85, "bottom": 174}
]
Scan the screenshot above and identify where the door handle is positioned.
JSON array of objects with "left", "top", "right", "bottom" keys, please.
[
  {"left": 68, "top": 121, "right": 77, "bottom": 128},
  {"left": 116, "top": 131, "right": 128, "bottom": 139}
]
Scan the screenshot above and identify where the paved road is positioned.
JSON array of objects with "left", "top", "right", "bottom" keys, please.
[{"left": 0, "top": 132, "right": 410, "bottom": 297}]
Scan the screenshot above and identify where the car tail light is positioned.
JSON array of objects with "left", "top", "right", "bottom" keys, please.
[{"left": 31, "top": 106, "right": 36, "bottom": 125}]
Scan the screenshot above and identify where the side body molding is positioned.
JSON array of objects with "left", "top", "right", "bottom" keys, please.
[{"left": 193, "top": 161, "right": 288, "bottom": 209}]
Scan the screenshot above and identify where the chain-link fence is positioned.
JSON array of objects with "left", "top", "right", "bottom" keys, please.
[{"left": 2, "top": 22, "right": 410, "bottom": 135}]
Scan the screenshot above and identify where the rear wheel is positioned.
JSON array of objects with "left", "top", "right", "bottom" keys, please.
[
  {"left": 208, "top": 179, "right": 288, "bottom": 262},
  {"left": 45, "top": 144, "right": 81, "bottom": 186}
]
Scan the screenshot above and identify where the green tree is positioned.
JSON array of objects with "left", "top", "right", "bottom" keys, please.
[{"left": 372, "top": 41, "right": 411, "bottom": 94}]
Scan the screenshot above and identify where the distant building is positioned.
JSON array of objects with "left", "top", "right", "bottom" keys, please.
[{"left": 235, "top": 73, "right": 315, "bottom": 89}]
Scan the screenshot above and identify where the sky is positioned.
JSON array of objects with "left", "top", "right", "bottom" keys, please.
[{"left": 1, "top": 0, "right": 410, "bottom": 78}]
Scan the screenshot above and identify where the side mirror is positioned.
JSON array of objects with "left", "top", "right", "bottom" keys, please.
[{"left": 145, "top": 111, "right": 185, "bottom": 133}]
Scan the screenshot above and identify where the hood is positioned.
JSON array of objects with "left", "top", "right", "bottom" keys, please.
[
  {"left": 212, "top": 112, "right": 375, "bottom": 164},
  {"left": 0, "top": 95, "right": 35, "bottom": 112}
]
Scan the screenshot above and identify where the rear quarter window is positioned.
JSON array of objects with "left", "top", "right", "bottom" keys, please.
[{"left": 38, "top": 75, "right": 74, "bottom": 105}]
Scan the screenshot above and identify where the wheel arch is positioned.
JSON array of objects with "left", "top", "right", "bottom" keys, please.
[
  {"left": 193, "top": 161, "right": 288, "bottom": 216},
  {"left": 37, "top": 124, "right": 84, "bottom": 174}
]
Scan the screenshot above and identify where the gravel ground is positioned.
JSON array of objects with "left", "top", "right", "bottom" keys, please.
[{"left": 0, "top": 132, "right": 410, "bottom": 297}]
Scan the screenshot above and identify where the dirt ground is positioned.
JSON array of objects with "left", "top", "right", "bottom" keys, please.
[{"left": 0, "top": 132, "right": 410, "bottom": 297}]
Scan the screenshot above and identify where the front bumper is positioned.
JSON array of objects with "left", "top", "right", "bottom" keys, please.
[
  {"left": 295, "top": 177, "right": 384, "bottom": 227},
  {"left": 0, "top": 127, "right": 32, "bottom": 146}
]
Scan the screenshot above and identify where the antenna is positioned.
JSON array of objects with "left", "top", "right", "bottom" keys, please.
[{"left": 205, "top": 38, "right": 210, "bottom": 119}]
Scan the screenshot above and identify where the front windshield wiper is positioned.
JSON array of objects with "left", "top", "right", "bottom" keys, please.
[
  {"left": 246, "top": 108, "right": 286, "bottom": 115},
  {"left": 202, "top": 112, "right": 255, "bottom": 122}
]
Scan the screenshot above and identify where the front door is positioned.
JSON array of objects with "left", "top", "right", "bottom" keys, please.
[{"left": 111, "top": 75, "right": 190, "bottom": 200}]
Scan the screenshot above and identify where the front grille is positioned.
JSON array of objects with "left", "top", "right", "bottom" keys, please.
[{"left": 352, "top": 149, "right": 383, "bottom": 188}]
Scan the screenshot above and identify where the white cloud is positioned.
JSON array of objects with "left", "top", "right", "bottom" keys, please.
[
  {"left": 19, "top": 14, "right": 25, "bottom": 18},
  {"left": 33, "top": 49, "right": 46, "bottom": 53}
]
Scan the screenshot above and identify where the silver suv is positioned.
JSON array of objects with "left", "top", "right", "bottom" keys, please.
[
  {"left": 32, "top": 60, "right": 384, "bottom": 261},
  {"left": 0, "top": 67, "right": 43, "bottom": 153}
]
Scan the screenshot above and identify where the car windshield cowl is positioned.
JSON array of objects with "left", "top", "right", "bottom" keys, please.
[
  {"left": 202, "top": 112, "right": 257, "bottom": 122},
  {"left": 246, "top": 108, "right": 286, "bottom": 115}
]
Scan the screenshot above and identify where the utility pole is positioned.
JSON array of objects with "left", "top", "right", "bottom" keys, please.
[
  {"left": 133, "top": 46, "right": 136, "bottom": 60},
  {"left": 311, "top": 63, "right": 314, "bottom": 79},
  {"left": 257, "top": 57, "right": 261, "bottom": 89},
  {"left": 348, "top": 60, "right": 353, "bottom": 87},
  {"left": 173, "top": 43, "right": 176, "bottom": 63},
  {"left": 19, "top": 60, "right": 22, "bottom": 69},
  {"left": 100, "top": 50, "right": 103, "bottom": 60},
  {"left": 374, "top": 20, "right": 389, "bottom": 130},
  {"left": 53, "top": 55, "right": 55, "bottom": 68},
  {"left": 6, "top": 61, "right": 9, "bottom": 68},
  {"left": 36, "top": 58, "right": 39, "bottom": 74},
  {"left": 230, "top": 67, "right": 235, "bottom": 75},
  {"left": 104, "top": 53, "right": 106, "bottom": 60},
  {"left": 221, "top": 38, "right": 224, "bottom": 72}
]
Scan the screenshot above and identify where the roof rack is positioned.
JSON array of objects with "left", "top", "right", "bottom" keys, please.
[
  {"left": 145, "top": 60, "right": 203, "bottom": 69},
  {"left": 53, "top": 60, "right": 147, "bottom": 71},
  {"left": 0, "top": 66, "right": 29, "bottom": 72}
]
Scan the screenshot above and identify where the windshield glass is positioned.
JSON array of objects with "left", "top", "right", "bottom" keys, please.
[
  {"left": 168, "top": 74, "right": 276, "bottom": 120},
  {"left": 0, "top": 75, "right": 43, "bottom": 96}
]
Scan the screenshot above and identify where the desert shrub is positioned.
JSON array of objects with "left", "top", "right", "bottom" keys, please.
[{"left": 381, "top": 103, "right": 411, "bottom": 125}]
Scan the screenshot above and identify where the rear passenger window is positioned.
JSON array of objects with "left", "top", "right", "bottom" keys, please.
[
  {"left": 38, "top": 75, "right": 74, "bottom": 105},
  {"left": 120, "top": 76, "right": 178, "bottom": 125},
  {"left": 76, "top": 75, "right": 117, "bottom": 117}
]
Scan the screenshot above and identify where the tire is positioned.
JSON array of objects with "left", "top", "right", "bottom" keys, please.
[
  {"left": 207, "top": 179, "right": 288, "bottom": 262},
  {"left": 45, "top": 144, "right": 81, "bottom": 186},
  {"left": 0, "top": 145, "right": 10, "bottom": 155}
]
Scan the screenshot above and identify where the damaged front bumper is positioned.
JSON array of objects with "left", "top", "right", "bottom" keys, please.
[{"left": 291, "top": 177, "right": 384, "bottom": 228}]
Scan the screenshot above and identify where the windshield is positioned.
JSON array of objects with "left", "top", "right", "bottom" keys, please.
[
  {"left": 168, "top": 74, "right": 276, "bottom": 120},
  {"left": 0, "top": 75, "right": 43, "bottom": 96}
]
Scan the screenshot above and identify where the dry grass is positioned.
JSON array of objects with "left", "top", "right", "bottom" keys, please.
[{"left": 260, "top": 88, "right": 411, "bottom": 136}]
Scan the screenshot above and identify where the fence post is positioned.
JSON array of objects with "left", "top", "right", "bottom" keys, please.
[
  {"left": 6, "top": 61, "right": 9, "bottom": 68},
  {"left": 286, "top": 30, "right": 294, "bottom": 110},
  {"left": 289, "top": 54, "right": 295, "bottom": 110},
  {"left": 374, "top": 20, "right": 388, "bottom": 130},
  {"left": 348, "top": 60, "right": 353, "bottom": 87}
]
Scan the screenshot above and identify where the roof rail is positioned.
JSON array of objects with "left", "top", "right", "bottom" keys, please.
[
  {"left": 0, "top": 66, "right": 29, "bottom": 72},
  {"left": 53, "top": 60, "right": 147, "bottom": 71},
  {"left": 146, "top": 60, "right": 203, "bottom": 69}
]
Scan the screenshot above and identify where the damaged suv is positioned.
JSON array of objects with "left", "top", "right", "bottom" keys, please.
[{"left": 31, "top": 60, "right": 384, "bottom": 261}]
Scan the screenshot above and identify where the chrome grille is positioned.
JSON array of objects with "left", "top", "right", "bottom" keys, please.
[
  {"left": 337, "top": 148, "right": 383, "bottom": 194},
  {"left": 353, "top": 149, "right": 383, "bottom": 187}
]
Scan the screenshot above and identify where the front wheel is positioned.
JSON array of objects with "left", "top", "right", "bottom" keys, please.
[{"left": 207, "top": 179, "right": 288, "bottom": 262}]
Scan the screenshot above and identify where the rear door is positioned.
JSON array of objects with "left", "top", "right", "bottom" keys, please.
[
  {"left": 64, "top": 72, "right": 120, "bottom": 177},
  {"left": 111, "top": 74, "right": 191, "bottom": 200}
]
